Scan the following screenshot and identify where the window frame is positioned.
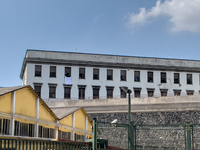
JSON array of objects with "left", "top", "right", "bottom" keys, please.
[
  {"left": 161, "top": 72, "right": 167, "bottom": 83},
  {"left": 134, "top": 71, "right": 140, "bottom": 82},
  {"left": 35, "top": 65, "right": 42, "bottom": 77},
  {"left": 147, "top": 72, "right": 154, "bottom": 83},
  {"left": 79, "top": 68, "right": 85, "bottom": 79},
  {"left": 107, "top": 69, "right": 113, "bottom": 80},
  {"left": 93, "top": 68, "right": 99, "bottom": 80},
  {"left": 50, "top": 66, "right": 56, "bottom": 78},
  {"left": 120, "top": 70, "right": 126, "bottom": 81}
]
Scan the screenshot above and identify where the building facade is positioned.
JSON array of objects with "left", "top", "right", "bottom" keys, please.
[
  {"left": 0, "top": 86, "right": 92, "bottom": 141},
  {"left": 20, "top": 50, "right": 200, "bottom": 100}
]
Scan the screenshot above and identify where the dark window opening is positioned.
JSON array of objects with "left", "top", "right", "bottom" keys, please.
[
  {"left": 38, "top": 126, "right": 43, "bottom": 138},
  {"left": 79, "top": 68, "right": 85, "bottom": 79},
  {"left": 50, "top": 66, "right": 56, "bottom": 77},
  {"left": 64, "top": 87, "right": 71, "bottom": 99},
  {"left": 3, "top": 119, "right": 10, "bottom": 135},
  {"left": 161, "top": 72, "right": 167, "bottom": 83},
  {"left": 174, "top": 73, "right": 180, "bottom": 84},
  {"left": 20, "top": 123, "right": 29, "bottom": 136},
  {"left": 148, "top": 72, "right": 153, "bottom": 83},
  {"left": 147, "top": 90, "right": 154, "bottom": 97},
  {"left": 187, "top": 74, "right": 192, "bottom": 84},
  {"left": 0, "top": 119, "right": 2, "bottom": 134},
  {"left": 121, "top": 70, "right": 126, "bottom": 81},
  {"left": 160, "top": 89, "right": 168, "bottom": 97},
  {"left": 187, "top": 91, "right": 194, "bottom": 95},
  {"left": 43, "top": 127, "right": 50, "bottom": 138},
  {"left": 29, "top": 124, "right": 34, "bottom": 137},
  {"left": 49, "top": 86, "right": 56, "bottom": 98},
  {"left": 93, "top": 69, "right": 99, "bottom": 80},
  {"left": 174, "top": 90, "right": 181, "bottom": 96},
  {"left": 107, "top": 69, "right": 113, "bottom": 80},
  {"left": 93, "top": 88, "right": 99, "bottom": 99},
  {"left": 134, "top": 88, "right": 141, "bottom": 97},
  {"left": 79, "top": 88, "right": 85, "bottom": 99},
  {"left": 120, "top": 89, "right": 127, "bottom": 98},
  {"left": 50, "top": 128, "right": 54, "bottom": 139},
  {"left": 65, "top": 67, "right": 71, "bottom": 77},
  {"left": 35, "top": 65, "right": 42, "bottom": 77},
  {"left": 107, "top": 88, "right": 113, "bottom": 99},
  {"left": 14, "top": 121, "right": 20, "bottom": 136},
  {"left": 134, "top": 71, "right": 140, "bottom": 82},
  {"left": 34, "top": 85, "right": 41, "bottom": 97}
]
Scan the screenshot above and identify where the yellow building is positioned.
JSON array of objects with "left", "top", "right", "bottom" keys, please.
[{"left": 0, "top": 85, "right": 92, "bottom": 141}]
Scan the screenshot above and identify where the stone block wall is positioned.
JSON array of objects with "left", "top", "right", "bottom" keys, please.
[{"left": 90, "top": 111, "right": 200, "bottom": 149}]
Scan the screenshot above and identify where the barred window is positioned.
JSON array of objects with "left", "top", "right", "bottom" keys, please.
[
  {"left": 38, "top": 126, "right": 43, "bottom": 138},
  {"left": 174, "top": 90, "right": 181, "bottom": 96},
  {"left": 106, "top": 87, "right": 114, "bottom": 99},
  {"left": 64, "top": 87, "right": 71, "bottom": 99},
  {"left": 2, "top": 119, "right": 10, "bottom": 135},
  {"left": 161, "top": 72, "right": 167, "bottom": 83},
  {"left": 65, "top": 67, "right": 71, "bottom": 77},
  {"left": 50, "top": 66, "right": 56, "bottom": 77},
  {"left": 43, "top": 127, "right": 50, "bottom": 138},
  {"left": 174, "top": 73, "right": 180, "bottom": 84},
  {"left": 0, "top": 119, "right": 2, "bottom": 134},
  {"left": 121, "top": 70, "right": 126, "bottom": 81},
  {"left": 148, "top": 72, "right": 153, "bottom": 83},
  {"left": 79, "top": 68, "right": 85, "bottom": 79},
  {"left": 107, "top": 69, "right": 113, "bottom": 80},
  {"left": 20, "top": 123, "right": 28, "bottom": 136},
  {"left": 93, "top": 89, "right": 99, "bottom": 99},
  {"left": 14, "top": 121, "right": 20, "bottom": 136},
  {"left": 134, "top": 71, "right": 140, "bottom": 82},
  {"left": 93, "top": 69, "right": 99, "bottom": 80},
  {"left": 35, "top": 65, "right": 42, "bottom": 77},
  {"left": 187, "top": 74, "right": 192, "bottom": 84}
]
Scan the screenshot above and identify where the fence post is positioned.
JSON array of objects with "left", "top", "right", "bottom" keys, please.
[
  {"left": 93, "top": 118, "right": 97, "bottom": 150},
  {"left": 186, "top": 122, "right": 192, "bottom": 150}
]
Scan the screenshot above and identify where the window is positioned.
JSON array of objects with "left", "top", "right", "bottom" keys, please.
[
  {"left": 62, "top": 131, "right": 68, "bottom": 140},
  {"left": 148, "top": 72, "right": 153, "bottom": 83},
  {"left": 147, "top": 89, "right": 154, "bottom": 97},
  {"left": 75, "top": 134, "right": 85, "bottom": 142},
  {"left": 93, "top": 86, "right": 100, "bottom": 99},
  {"left": 186, "top": 90, "right": 194, "bottom": 95},
  {"left": 174, "top": 90, "right": 181, "bottom": 96},
  {"left": 79, "top": 68, "right": 85, "bottom": 79},
  {"left": 34, "top": 84, "right": 42, "bottom": 97},
  {"left": 134, "top": 88, "right": 141, "bottom": 98},
  {"left": 121, "top": 70, "right": 126, "bottom": 81},
  {"left": 161, "top": 72, "right": 167, "bottom": 83},
  {"left": 29, "top": 124, "right": 35, "bottom": 137},
  {"left": 14, "top": 121, "right": 20, "bottom": 136},
  {"left": 38, "top": 126, "right": 43, "bottom": 138},
  {"left": 0, "top": 119, "right": 2, "bottom": 134},
  {"left": 106, "top": 86, "right": 114, "bottom": 99},
  {"left": 120, "top": 89, "right": 127, "bottom": 98},
  {"left": 174, "top": 73, "right": 180, "bottom": 84},
  {"left": 160, "top": 89, "right": 168, "bottom": 97},
  {"left": 20, "top": 123, "right": 28, "bottom": 136},
  {"left": 43, "top": 127, "right": 50, "bottom": 138},
  {"left": 64, "top": 87, "right": 71, "bottom": 99},
  {"left": 2, "top": 119, "right": 10, "bottom": 135},
  {"left": 50, "top": 66, "right": 56, "bottom": 77},
  {"left": 187, "top": 74, "right": 192, "bottom": 84},
  {"left": 78, "top": 85, "right": 86, "bottom": 99},
  {"left": 58, "top": 130, "right": 71, "bottom": 140},
  {"left": 65, "top": 67, "right": 71, "bottom": 77},
  {"left": 93, "top": 69, "right": 99, "bottom": 80},
  {"left": 107, "top": 69, "right": 113, "bottom": 80},
  {"left": 134, "top": 71, "right": 140, "bottom": 82},
  {"left": 49, "top": 84, "right": 57, "bottom": 98},
  {"left": 35, "top": 65, "right": 42, "bottom": 77}
]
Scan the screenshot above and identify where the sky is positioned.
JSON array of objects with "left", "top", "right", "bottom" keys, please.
[{"left": 1, "top": 0, "right": 200, "bottom": 87}]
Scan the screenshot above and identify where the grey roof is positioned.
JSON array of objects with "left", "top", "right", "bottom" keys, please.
[
  {"left": 51, "top": 107, "right": 82, "bottom": 120},
  {"left": 0, "top": 86, "right": 28, "bottom": 96}
]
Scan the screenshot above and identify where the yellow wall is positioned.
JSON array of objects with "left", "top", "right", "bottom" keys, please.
[
  {"left": 75, "top": 109, "right": 85, "bottom": 130},
  {"left": 87, "top": 119, "right": 92, "bottom": 132},
  {"left": 15, "top": 88, "right": 36, "bottom": 118},
  {"left": 39, "top": 123, "right": 55, "bottom": 129},
  {"left": 75, "top": 131, "right": 85, "bottom": 135},
  {"left": 39, "top": 103, "right": 55, "bottom": 122},
  {"left": 0, "top": 93, "right": 11, "bottom": 114},
  {"left": 59, "top": 127, "right": 72, "bottom": 132},
  {"left": 15, "top": 117, "right": 35, "bottom": 124},
  {"left": 59, "top": 114, "right": 72, "bottom": 127}
]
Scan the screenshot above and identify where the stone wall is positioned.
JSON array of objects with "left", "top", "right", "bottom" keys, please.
[{"left": 90, "top": 111, "right": 200, "bottom": 150}]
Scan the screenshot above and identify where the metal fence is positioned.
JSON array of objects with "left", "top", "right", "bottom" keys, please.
[
  {"left": 0, "top": 138, "right": 92, "bottom": 150},
  {"left": 96, "top": 121, "right": 200, "bottom": 150}
]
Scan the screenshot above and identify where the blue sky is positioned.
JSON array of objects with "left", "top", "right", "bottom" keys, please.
[{"left": 1, "top": 0, "right": 200, "bottom": 87}]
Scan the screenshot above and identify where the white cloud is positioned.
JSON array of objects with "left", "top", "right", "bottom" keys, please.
[{"left": 125, "top": 0, "right": 200, "bottom": 33}]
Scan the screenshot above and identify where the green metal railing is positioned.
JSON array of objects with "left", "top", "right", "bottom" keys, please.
[{"left": 0, "top": 138, "right": 92, "bottom": 150}]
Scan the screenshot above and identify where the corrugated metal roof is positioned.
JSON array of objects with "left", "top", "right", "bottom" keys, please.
[
  {"left": 51, "top": 107, "right": 82, "bottom": 120},
  {"left": 0, "top": 86, "right": 28, "bottom": 96}
]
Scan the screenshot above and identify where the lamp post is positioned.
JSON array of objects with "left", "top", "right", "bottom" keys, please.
[{"left": 121, "top": 87, "right": 134, "bottom": 150}]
